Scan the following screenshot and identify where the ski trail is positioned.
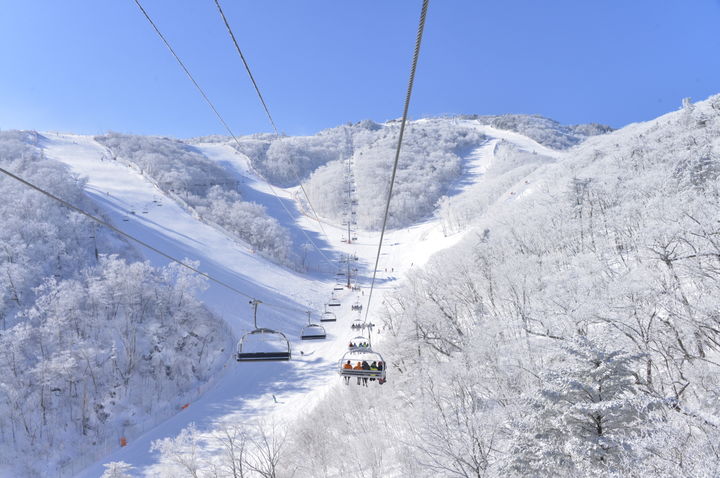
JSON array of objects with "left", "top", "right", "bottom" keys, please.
[{"left": 37, "top": 127, "right": 557, "bottom": 477}]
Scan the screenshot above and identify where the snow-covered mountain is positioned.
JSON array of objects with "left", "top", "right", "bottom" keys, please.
[{"left": 1, "top": 98, "right": 718, "bottom": 477}]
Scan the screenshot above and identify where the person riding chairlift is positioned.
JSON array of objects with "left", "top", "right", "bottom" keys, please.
[
  {"left": 369, "top": 361, "right": 378, "bottom": 381},
  {"left": 353, "top": 361, "right": 363, "bottom": 385},
  {"left": 342, "top": 360, "right": 352, "bottom": 385},
  {"left": 377, "top": 361, "right": 386, "bottom": 385},
  {"left": 361, "top": 360, "right": 370, "bottom": 386}
]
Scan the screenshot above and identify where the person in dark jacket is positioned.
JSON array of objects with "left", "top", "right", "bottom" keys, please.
[{"left": 361, "top": 361, "right": 370, "bottom": 386}]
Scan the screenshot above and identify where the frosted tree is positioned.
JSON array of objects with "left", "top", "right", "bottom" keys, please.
[
  {"left": 506, "top": 335, "right": 653, "bottom": 476},
  {"left": 101, "top": 461, "right": 135, "bottom": 478},
  {"left": 150, "top": 423, "right": 205, "bottom": 478}
]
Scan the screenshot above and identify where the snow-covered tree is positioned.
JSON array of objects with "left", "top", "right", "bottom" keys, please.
[
  {"left": 101, "top": 461, "right": 135, "bottom": 478},
  {"left": 506, "top": 336, "right": 652, "bottom": 476}
]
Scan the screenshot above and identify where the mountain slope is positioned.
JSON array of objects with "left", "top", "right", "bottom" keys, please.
[{"left": 2, "top": 112, "right": 611, "bottom": 477}]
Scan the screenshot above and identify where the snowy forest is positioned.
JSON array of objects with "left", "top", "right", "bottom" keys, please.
[
  {"left": 275, "top": 96, "right": 720, "bottom": 477},
  {"left": 1, "top": 95, "right": 720, "bottom": 477},
  {"left": 0, "top": 132, "right": 232, "bottom": 476},
  {"left": 135, "top": 97, "right": 720, "bottom": 477}
]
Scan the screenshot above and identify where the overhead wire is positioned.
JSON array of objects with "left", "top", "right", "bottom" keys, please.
[
  {"left": 211, "top": 0, "right": 333, "bottom": 255},
  {"left": 0, "top": 165, "right": 308, "bottom": 315},
  {"left": 362, "top": 0, "right": 430, "bottom": 344},
  {"left": 131, "top": 0, "right": 334, "bottom": 270}
]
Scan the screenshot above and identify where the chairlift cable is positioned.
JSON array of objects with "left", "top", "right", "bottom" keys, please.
[
  {"left": 212, "top": 0, "right": 333, "bottom": 259},
  {"left": 363, "top": 0, "right": 430, "bottom": 343},
  {"left": 0, "top": 166, "right": 307, "bottom": 316},
  {"left": 131, "top": 0, "right": 238, "bottom": 145},
  {"left": 131, "top": 0, "right": 334, "bottom": 270}
]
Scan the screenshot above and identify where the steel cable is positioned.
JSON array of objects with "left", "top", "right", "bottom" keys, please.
[
  {"left": 0, "top": 165, "right": 309, "bottom": 316},
  {"left": 132, "top": 0, "right": 334, "bottom": 270},
  {"left": 363, "top": 0, "right": 430, "bottom": 345},
  {"left": 212, "top": 0, "right": 333, "bottom": 254}
]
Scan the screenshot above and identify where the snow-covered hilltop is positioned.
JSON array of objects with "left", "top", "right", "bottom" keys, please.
[{"left": 1, "top": 98, "right": 719, "bottom": 477}]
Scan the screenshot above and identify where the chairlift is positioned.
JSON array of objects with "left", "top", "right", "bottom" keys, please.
[
  {"left": 235, "top": 300, "right": 291, "bottom": 362},
  {"left": 338, "top": 347, "right": 386, "bottom": 382},
  {"left": 351, "top": 319, "right": 374, "bottom": 330},
  {"left": 351, "top": 302, "right": 362, "bottom": 311},
  {"left": 328, "top": 297, "right": 341, "bottom": 307},
  {"left": 321, "top": 303, "right": 337, "bottom": 321},
  {"left": 348, "top": 336, "right": 369, "bottom": 349},
  {"left": 334, "top": 284, "right": 345, "bottom": 291},
  {"left": 300, "top": 311, "right": 326, "bottom": 340}
]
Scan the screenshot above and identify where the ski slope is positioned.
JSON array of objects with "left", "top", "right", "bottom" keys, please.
[{"left": 38, "top": 124, "right": 547, "bottom": 477}]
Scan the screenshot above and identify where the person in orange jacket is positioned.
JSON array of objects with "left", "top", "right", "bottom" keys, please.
[
  {"left": 342, "top": 360, "right": 352, "bottom": 384},
  {"left": 353, "top": 361, "right": 363, "bottom": 385}
]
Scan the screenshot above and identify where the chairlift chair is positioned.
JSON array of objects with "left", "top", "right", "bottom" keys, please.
[
  {"left": 338, "top": 347, "right": 386, "bottom": 382},
  {"left": 300, "top": 311, "right": 326, "bottom": 340},
  {"left": 235, "top": 300, "right": 291, "bottom": 362},
  {"left": 351, "top": 302, "right": 362, "bottom": 311},
  {"left": 348, "top": 335, "right": 370, "bottom": 350},
  {"left": 321, "top": 304, "right": 337, "bottom": 321}
]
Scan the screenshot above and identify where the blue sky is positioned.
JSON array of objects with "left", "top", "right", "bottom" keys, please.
[{"left": 1, "top": 1, "right": 719, "bottom": 137}]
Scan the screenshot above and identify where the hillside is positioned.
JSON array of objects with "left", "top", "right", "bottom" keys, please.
[
  {"left": 275, "top": 95, "right": 720, "bottom": 477},
  {"left": 3, "top": 98, "right": 718, "bottom": 477}
]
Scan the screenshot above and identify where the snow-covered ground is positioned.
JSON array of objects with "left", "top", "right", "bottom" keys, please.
[{"left": 38, "top": 124, "right": 531, "bottom": 477}]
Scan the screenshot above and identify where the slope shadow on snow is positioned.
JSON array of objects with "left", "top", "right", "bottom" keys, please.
[
  {"left": 214, "top": 158, "right": 337, "bottom": 274},
  {"left": 443, "top": 138, "right": 493, "bottom": 197}
]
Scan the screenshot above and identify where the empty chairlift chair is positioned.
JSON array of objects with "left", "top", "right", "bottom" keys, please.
[
  {"left": 235, "top": 300, "right": 291, "bottom": 362},
  {"left": 321, "top": 304, "right": 337, "bottom": 322},
  {"left": 300, "top": 311, "right": 326, "bottom": 340},
  {"left": 327, "top": 292, "right": 341, "bottom": 308}
]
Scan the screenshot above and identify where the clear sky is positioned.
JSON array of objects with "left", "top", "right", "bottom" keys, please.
[{"left": 1, "top": 1, "right": 719, "bottom": 138}]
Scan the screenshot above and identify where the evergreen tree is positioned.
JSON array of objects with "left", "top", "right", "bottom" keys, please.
[{"left": 507, "top": 335, "right": 652, "bottom": 476}]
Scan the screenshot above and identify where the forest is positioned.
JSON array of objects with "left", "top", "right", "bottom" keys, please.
[
  {"left": 0, "top": 132, "right": 232, "bottom": 477},
  {"left": 143, "top": 97, "right": 720, "bottom": 477}
]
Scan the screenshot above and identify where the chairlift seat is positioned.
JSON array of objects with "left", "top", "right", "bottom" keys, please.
[
  {"left": 301, "top": 327, "right": 326, "bottom": 340},
  {"left": 235, "top": 327, "right": 291, "bottom": 362},
  {"left": 338, "top": 348, "right": 386, "bottom": 380},
  {"left": 321, "top": 311, "right": 337, "bottom": 322}
]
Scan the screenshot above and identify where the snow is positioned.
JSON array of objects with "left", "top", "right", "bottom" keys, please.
[{"left": 33, "top": 123, "right": 549, "bottom": 477}]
